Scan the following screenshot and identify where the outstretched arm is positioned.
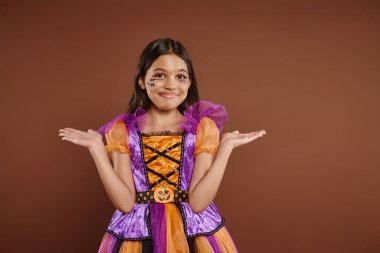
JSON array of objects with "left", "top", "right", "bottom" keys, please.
[
  {"left": 188, "top": 130, "right": 266, "bottom": 213},
  {"left": 89, "top": 142, "right": 136, "bottom": 213},
  {"left": 59, "top": 128, "right": 136, "bottom": 213}
]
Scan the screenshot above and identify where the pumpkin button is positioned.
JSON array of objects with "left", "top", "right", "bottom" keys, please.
[{"left": 154, "top": 185, "right": 174, "bottom": 203}]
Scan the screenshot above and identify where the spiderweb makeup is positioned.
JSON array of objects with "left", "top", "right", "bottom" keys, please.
[
  {"left": 179, "top": 60, "right": 189, "bottom": 85},
  {"left": 146, "top": 73, "right": 165, "bottom": 88},
  {"left": 147, "top": 78, "right": 156, "bottom": 87}
]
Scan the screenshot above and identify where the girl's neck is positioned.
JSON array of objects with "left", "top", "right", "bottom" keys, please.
[{"left": 144, "top": 106, "right": 183, "bottom": 132}]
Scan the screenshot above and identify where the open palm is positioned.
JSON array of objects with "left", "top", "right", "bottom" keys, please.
[
  {"left": 59, "top": 128, "right": 102, "bottom": 148},
  {"left": 221, "top": 130, "right": 266, "bottom": 150}
]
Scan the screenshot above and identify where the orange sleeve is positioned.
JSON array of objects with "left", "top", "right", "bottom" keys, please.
[
  {"left": 194, "top": 117, "right": 220, "bottom": 158},
  {"left": 104, "top": 120, "right": 131, "bottom": 158}
]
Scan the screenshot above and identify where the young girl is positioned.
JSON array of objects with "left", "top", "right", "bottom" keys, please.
[{"left": 59, "top": 38, "right": 266, "bottom": 252}]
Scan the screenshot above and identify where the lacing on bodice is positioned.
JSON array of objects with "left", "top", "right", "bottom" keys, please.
[{"left": 138, "top": 131, "right": 186, "bottom": 191}]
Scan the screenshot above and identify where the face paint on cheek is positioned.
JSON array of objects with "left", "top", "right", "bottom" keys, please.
[
  {"left": 147, "top": 78, "right": 155, "bottom": 87},
  {"left": 180, "top": 79, "right": 186, "bottom": 85},
  {"left": 180, "top": 60, "right": 190, "bottom": 86}
]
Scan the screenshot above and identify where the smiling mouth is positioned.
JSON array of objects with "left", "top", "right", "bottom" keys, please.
[{"left": 159, "top": 92, "right": 178, "bottom": 98}]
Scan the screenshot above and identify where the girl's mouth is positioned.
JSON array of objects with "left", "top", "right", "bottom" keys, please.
[{"left": 159, "top": 92, "right": 178, "bottom": 98}]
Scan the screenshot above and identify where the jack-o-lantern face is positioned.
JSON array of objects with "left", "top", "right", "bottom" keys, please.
[{"left": 154, "top": 185, "right": 174, "bottom": 203}]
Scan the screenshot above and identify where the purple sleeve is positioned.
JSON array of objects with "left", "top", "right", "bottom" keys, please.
[{"left": 98, "top": 113, "right": 127, "bottom": 135}]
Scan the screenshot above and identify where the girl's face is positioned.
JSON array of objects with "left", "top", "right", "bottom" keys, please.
[{"left": 139, "top": 54, "right": 191, "bottom": 111}]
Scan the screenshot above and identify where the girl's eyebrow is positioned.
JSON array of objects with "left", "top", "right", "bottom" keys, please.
[
  {"left": 152, "top": 68, "right": 188, "bottom": 74},
  {"left": 178, "top": 69, "right": 189, "bottom": 74}
]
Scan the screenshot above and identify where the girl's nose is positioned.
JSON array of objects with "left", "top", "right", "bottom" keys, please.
[{"left": 164, "top": 77, "right": 177, "bottom": 89}]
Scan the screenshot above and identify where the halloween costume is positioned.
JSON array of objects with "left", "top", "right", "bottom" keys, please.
[{"left": 97, "top": 100, "right": 238, "bottom": 253}]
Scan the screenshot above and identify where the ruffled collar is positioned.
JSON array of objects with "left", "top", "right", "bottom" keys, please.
[
  {"left": 98, "top": 100, "right": 228, "bottom": 135},
  {"left": 178, "top": 100, "right": 228, "bottom": 134},
  {"left": 98, "top": 107, "right": 147, "bottom": 135}
]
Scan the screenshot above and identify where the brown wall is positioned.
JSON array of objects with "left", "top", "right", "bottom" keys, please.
[{"left": 1, "top": 0, "right": 379, "bottom": 252}]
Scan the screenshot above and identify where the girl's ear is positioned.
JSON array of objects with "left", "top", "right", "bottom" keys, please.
[{"left": 138, "top": 78, "right": 146, "bottom": 89}]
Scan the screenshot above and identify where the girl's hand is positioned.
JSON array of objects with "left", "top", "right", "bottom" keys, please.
[
  {"left": 220, "top": 130, "right": 266, "bottom": 152},
  {"left": 59, "top": 128, "right": 103, "bottom": 149}
]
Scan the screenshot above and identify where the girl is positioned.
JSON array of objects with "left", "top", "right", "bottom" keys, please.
[{"left": 59, "top": 38, "right": 266, "bottom": 252}]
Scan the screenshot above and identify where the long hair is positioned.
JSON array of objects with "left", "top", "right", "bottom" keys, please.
[{"left": 127, "top": 38, "right": 199, "bottom": 114}]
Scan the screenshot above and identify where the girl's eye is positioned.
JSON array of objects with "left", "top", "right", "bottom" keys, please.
[
  {"left": 154, "top": 73, "right": 165, "bottom": 79},
  {"left": 178, "top": 74, "right": 188, "bottom": 80}
]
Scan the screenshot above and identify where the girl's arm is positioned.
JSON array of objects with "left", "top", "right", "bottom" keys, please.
[
  {"left": 89, "top": 141, "right": 136, "bottom": 213},
  {"left": 187, "top": 145, "right": 232, "bottom": 213},
  {"left": 188, "top": 130, "right": 266, "bottom": 213},
  {"left": 59, "top": 127, "right": 136, "bottom": 213}
]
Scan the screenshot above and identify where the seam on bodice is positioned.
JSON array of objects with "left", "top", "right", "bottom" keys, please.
[{"left": 139, "top": 130, "right": 184, "bottom": 136}]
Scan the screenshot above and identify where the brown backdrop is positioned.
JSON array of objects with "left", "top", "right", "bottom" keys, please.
[{"left": 1, "top": 0, "right": 379, "bottom": 252}]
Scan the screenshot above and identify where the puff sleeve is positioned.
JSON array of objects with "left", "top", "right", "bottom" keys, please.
[
  {"left": 194, "top": 117, "right": 220, "bottom": 157},
  {"left": 104, "top": 120, "right": 131, "bottom": 158}
]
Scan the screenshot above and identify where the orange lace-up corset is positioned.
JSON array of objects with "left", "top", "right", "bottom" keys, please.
[{"left": 139, "top": 131, "right": 184, "bottom": 192}]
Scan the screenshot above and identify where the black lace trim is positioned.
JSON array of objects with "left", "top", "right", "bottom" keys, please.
[
  {"left": 140, "top": 130, "right": 184, "bottom": 136},
  {"left": 176, "top": 202, "right": 226, "bottom": 238},
  {"left": 105, "top": 228, "right": 152, "bottom": 241},
  {"left": 178, "top": 132, "right": 186, "bottom": 189}
]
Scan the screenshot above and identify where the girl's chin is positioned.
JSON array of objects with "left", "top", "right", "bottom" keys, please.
[
  {"left": 157, "top": 105, "right": 179, "bottom": 111},
  {"left": 153, "top": 101, "right": 183, "bottom": 111}
]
